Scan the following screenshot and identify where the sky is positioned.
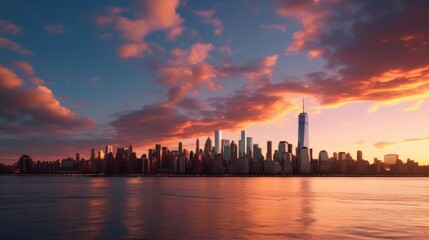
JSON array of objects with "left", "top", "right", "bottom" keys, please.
[{"left": 1, "top": 0, "right": 429, "bottom": 165}]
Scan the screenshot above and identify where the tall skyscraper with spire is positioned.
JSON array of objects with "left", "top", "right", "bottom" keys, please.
[
  {"left": 298, "top": 98, "right": 311, "bottom": 173},
  {"left": 298, "top": 98, "right": 309, "bottom": 150}
]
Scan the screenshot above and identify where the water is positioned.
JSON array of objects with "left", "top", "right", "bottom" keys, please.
[{"left": 0, "top": 176, "right": 428, "bottom": 239}]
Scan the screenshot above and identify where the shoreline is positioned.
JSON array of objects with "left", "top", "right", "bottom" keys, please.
[{"left": 1, "top": 174, "right": 428, "bottom": 177}]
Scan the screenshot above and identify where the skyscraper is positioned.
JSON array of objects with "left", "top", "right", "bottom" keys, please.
[
  {"left": 246, "top": 137, "right": 253, "bottom": 158},
  {"left": 178, "top": 142, "right": 183, "bottom": 155},
  {"left": 222, "top": 139, "right": 230, "bottom": 164},
  {"left": 105, "top": 145, "right": 113, "bottom": 155},
  {"left": 357, "top": 150, "right": 363, "bottom": 161},
  {"left": 267, "top": 141, "right": 272, "bottom": 161},
  {"left": 215, "top": 130, "right": 222, "bottom": 154},
  {"left": 196, "top": 139, "right": 200, "bottom": 156},
  {"left": 300, "top": 147, "right": 311, "bottom": 173},
  {"left": 298, "top": 98, "right": 309, "bottom": 150},
  {"left": 240, "top": 130, "right": 247, "bottom": 158},
  {"left": 230, "top": 141, "right": 238, "bottom": 162}
]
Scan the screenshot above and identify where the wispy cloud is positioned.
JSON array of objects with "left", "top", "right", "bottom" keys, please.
[
  {"left": 195, "top": 7, "right": 223, "bottom": 35},
  {"left": 374, "top": 137, "right": 429, "bottom": 149}
]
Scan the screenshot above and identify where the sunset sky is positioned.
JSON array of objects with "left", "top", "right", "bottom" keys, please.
[{"left": 1, "top": 0, "right": 429, "bottom": 165}]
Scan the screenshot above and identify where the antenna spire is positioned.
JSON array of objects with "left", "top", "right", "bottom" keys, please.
[{"left": 302, "top": 96, "right": 305, "bottom": 113}]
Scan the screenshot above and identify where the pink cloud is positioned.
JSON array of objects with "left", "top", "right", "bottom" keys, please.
[
  {"left": 218, "top": 41, "right": 232, "bottom": 55},
  {"left": 0, "top": 65, "right": 94, "bottom": 134},
  {"left": 0, "top": 36, "right": 32, "bottom": 55},
  {"left": 150, "top": 42, "right": 278, "bottom": 104},
  {"left": 96, "top": 0, "right": 183, "bottom": 58},
  {"left": 0, "top": 19, "right": 22, "bottom": 35},
  {"left": 12, "top": 61, "right": 45, "bottom": 85},
  {"left": 106, "top": 6, "right": 128, "bottom": 15},
  {"left": 116, "top": 43, "right": 150, "bottom": 58},
  {"left": 187, "top": 43, "right": 214, "bottom": 64},
  {"left": 43, "top": 24, "right": 66, "bottom": 34},
  {"left": 195, "top": 7, "right": 223, "bottom": 35},
  {"left": 0, "top": 65, "right": 22, "bottom": 88}
]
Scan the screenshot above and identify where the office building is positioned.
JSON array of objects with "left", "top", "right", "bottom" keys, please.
[{"left": 215, "top": 130, "right": 222, "bottom": 154}]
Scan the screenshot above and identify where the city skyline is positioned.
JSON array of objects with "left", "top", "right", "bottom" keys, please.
[{"left": 1, "top": 0, "right": 429, "bottom": 165}]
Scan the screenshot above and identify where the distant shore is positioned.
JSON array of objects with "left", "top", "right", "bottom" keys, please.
[{"left": 1, "top": 174, "right": 428, "bottom": 177}]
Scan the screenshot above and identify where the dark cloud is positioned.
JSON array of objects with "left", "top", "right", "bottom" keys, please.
[
  {"left": 275, "top": 0, "right": 429, "bottom": 106},
  {"left": 0, "top": 65, "right": 94, "bottom": 135}
]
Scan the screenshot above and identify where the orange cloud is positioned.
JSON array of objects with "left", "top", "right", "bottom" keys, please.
[
  {"left": 0, "top": 65, "right": 94, "bottom": 134},
  {"left": 272, "top": 0, "right": 429, "bottom": 110},
  {"left": 374, "top": 137, "right": 429, "bottom": 149},
  {"left": 96, "top": 0, "right": 183, "bottom": 58},
  {"left": 12, "top": 61, "right": 45, "bottom": 85}
]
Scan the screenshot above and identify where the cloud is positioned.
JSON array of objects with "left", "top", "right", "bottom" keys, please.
[
  {"left": 260, "top": 24, "right": 287, "bottom": 32},
  {"left": 96, "top": 0, "right": 183, "bottom": 58},
  {"left": 195, "top": 7, "right": 224, "bottom": 35},
  {"left": 111, "top": 89, "right": 294, "bottom": 148},
  {"left": 12, "top": 61, "right": 45, "bottom": 85},
  {"left": 187, "top": 43, "right": 214, "bottom": 64},
  {"left": 0, "top": 65, "right": 94, "bottom": 135},
  {"left": 402, "top": 100, "right": 425, "bottom": 111},
  {"left": 218, "top": 40, "right": 232, "bottom": 55},
  {"left": 44, "top": 24, "right": 66, "bottom": 34},
  {"left": 0, "top": 19, "right": 22, "bottom": 35},
  {"left": 374, "top": 137, "right": 429, "bottom": 149},
  {"left": 109, "top": 39, "right": 283, "bottom": 147},
  {"left": 0, "top": 36, "right": 32, "bottom": 55},
  {"left": 148, "top": 42, "right": 278, "bottom": 104},
  {"left": 272, "top": 0, "right": 429, "bottom": 110}
]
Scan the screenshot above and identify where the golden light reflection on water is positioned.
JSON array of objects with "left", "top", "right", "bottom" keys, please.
[{"left": 34, "top": 177, "right": 429, "bottom": 239}]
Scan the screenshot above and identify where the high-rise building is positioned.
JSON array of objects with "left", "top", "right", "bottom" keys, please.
[
  {"left": 75, "top": 153, "right": 80, "bottom": 161},
  {"left": 300, "top": 147, "right": 311, "bottom": 173},
  {"left": 196, "top": 139, "right": 200, "bottom": 156},
  {"left": 90, "top": 148, "right": 96, "bottom": 160},
  {"left": 267, "top": 141, "right": 272, "bottom": 161},
  {"left": 278, "top": 141, "right": 288, "bottom": 155},
  {"left": 253, "top": 144, "right": 262, "bottom": 161},
  {"left": 240, "top": 130, "right": 247, "bottom": 158},
  {"left": 98, "top": 150, "right": 105, "bottom": 160},
  {"left": 246, "top": 137, "right": 253, "bottom": 158},
  {"left": 384, "top": 154, "right": 399, "bottom": 165},
  {"left": 319, "top": 150, "right": 330, "bottom": 172},
  {"left": 105, "top": 145, "right": 113, "bottom": 155},
  {"left": 204, "top": 137, "right": 212, "bottom": 160},
  {"left": 298, "top": 98, "right": 309, "bottom": 150},
  {"left": 178, "top": 142, "right": 183, "bottom": 155},
  {"left": 357, "top": 150, "right": 363, "bottom": 161},
  {"left": 230, "top": 141, "right": 238, "bottom": 162},
  {"left": 215, "top": 130, "right": 222, "bottom": 154},
  {"left": 222, "top": 140, "right": 230, "bottom": 164}
]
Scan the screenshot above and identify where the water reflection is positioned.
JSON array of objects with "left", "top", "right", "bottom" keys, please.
[
  {"left": 80, "top": 178, "right": 109, "bottom": 239},
  {"left": 1, "top": 176, "right": 429, "bottom": 239}
]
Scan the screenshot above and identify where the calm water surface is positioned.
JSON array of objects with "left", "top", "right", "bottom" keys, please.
[{"left": 1, "top": 176, "right": 428, "bottom": 239}]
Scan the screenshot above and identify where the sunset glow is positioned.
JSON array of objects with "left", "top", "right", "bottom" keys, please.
[{"left": 1, "top": 0, "right": 429, "bottom": 164}]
